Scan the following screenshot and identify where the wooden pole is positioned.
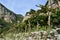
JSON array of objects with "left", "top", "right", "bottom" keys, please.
[
  {"left": 48, "top": 0, "right": 52, "bottom": 27},
  {"left": 48, "top": 11, "right": 51, "bottom": 27},
  {"left": 37, "top": 21, "right": 39, "bottom": 31},
  {"left": 28, "top": 20, "right": 31, "bottom": 33}
]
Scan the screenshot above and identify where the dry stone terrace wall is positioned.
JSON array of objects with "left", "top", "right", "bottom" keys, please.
[{"left": 0, "top": 29, "right": 60, "bottom": 40}]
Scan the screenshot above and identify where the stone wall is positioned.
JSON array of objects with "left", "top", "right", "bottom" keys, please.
[{"left": 0, "top": 29, "right": 60, "bottom": 40}]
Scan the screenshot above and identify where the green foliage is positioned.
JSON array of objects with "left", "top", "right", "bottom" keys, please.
[
  {"left": 0, "top": 19, "right": 12, "bottom": 35},
  {"left": 16, "top": 14, "right": 23, "bottom": 22},
  {"left": 21, "top": 4, "right": 60, "bottom": 32},
  {"left": 0, "top": 14, "right": 23, "bottom": 34},
  {"left": 26, "top": 9, "right": 36, "bottom": 15},
  {"left": 0, "top": 3, "right": 60, "bottom": 35},
  {"left": 51, "top": 9, "right": 60, "bottom": 26}
]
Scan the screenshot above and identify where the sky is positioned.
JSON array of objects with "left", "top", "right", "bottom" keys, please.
[{"left": 0, "top": 0, "right": 47, "bottom": 16}]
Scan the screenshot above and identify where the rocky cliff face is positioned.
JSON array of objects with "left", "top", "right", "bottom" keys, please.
[
  {"left": 46, "top": 0, "right": 60, "bottom": 9},
  {"left": 0, "top": 3, "right": 23, "bottom": 23}
]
